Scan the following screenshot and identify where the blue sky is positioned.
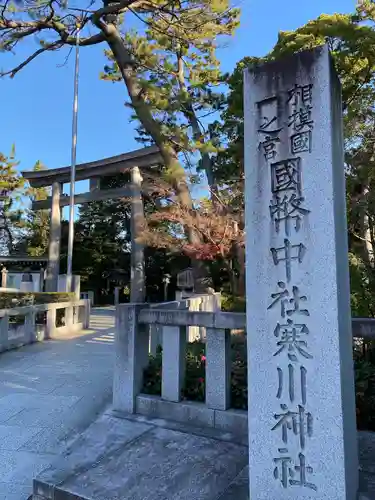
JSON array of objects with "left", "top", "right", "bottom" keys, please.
[{"left": 1, "top": 0, "right": 356, "bottom": 200}]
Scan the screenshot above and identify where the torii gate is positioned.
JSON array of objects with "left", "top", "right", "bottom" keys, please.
[{"left": 22, "top": 145, "right": 163, "bottom": 301}]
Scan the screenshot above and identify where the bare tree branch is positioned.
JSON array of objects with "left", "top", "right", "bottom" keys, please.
[
  {"left": 1, "top": 40, "right": 62, "bottom": 77},
  {"left": 57, "top": 45, "right": 73, "bottom": 68},
  {"left": 92, "top": 0, "right": 146, "bottom": 20}
]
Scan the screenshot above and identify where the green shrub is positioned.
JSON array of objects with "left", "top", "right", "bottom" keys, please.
[
  {"left": 221, "top": 294, "right": 246, "bottom": 312},
  {"left": 0, "top": 292, "right": 75, "bottom": 309},
  {"left": 142, "top": 337, "right": 248, "bottom": 409},
  {"left": 142, "top": 336, "right": 375, "bottom": 430},
  {"left": 184, "top": 342, "right": 206, "bottom": 402},
  {"left": 142, "top": 350, "right": 162, "bottom": 396},
  {"left": 354, "top": 340, "right": 375, "bottom": 430},
  {"left": 231, "top": 336, "right": 247, "bottom": 410}
]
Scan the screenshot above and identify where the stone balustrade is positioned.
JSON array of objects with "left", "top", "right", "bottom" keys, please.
[
  {"left": 114, "top": 302, "right": 247, "bottom": 439},
  {"left": 113, "top": 303, "right": 375, "bottom": 441},
  {"left": 148, "top": 293, "right": 221, "bottom": 354},
  {"left": 80, "top": 291, "right": 94, "bottom": 306},
  {"left": 0, "top": 299, "right": 90, "bottom": 353}
]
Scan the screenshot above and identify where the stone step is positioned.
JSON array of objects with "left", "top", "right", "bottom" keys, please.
[
  {"left": 32, "top": 409, "right": 375, "bottom": 500},
  {"left": 32, "top": 412, "right": 248, "bottom": 500}
]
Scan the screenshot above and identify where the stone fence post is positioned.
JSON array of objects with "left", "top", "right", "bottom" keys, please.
[
  {"left": 83, "top": 299, "right": 90, "bottom": 329},
  {"left": 161, "top": 325, "right": 186, "bottom": 402},
  {"left": 114, "top": 287, "right": 120, "bottom": 307},
  {"left": 113, "top": 304, "right": 150, "bottom": 414},
  {"left": 46, "top": 307, "right": 56, "bottom": 339},
  {"left": 1, "top": 267, "right": 7, "bottom": 288},
  {"left": 65, "top": 306, "right": 74, "bottom": 328},
  {"left": 25, "top": 309, "right": 36, "bottom": 343},
  {"left": 0, "top": 314, "right": 9, "bottom": 351}
]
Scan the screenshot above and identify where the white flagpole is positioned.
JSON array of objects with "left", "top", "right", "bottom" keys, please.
[{"left": 66, "top": 23, "right": 80, "bottom": 293}]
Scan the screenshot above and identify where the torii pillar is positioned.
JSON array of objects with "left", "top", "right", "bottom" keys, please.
[
  {"left": 45, "top": 181, "right": 62, "bottom": 292},
  {"left": 130, "top": 166, "right": 145, "bottom": 303}
]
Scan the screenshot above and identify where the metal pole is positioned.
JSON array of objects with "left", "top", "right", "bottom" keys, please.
[{"left": 66, "top": 25, "right": 80, "bottom": 292}]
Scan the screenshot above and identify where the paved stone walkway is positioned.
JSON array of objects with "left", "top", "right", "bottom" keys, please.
[{"left": 0, "top": 308, "right": 115, "bottom": 500}]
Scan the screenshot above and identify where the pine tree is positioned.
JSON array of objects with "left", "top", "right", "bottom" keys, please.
[
  {"left": 101, "top": 2, "right": 238, "bottom": 203},
  {"left": 0, "top": 0, "right": 239, "bottom": 235},
  {"left": 216, "top": 5, "right": 375, "bottom": 309},
  {"left": 0, "top": 147, "right": 24, "bottom": 255},
  {"left": 21, "top": 161, "right": 50, "bottom": 257},
  {"left": 0, "top": 0, "right": 240, "bottom": 291}
]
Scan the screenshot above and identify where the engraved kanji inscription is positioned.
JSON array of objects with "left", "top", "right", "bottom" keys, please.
[
  {"left": 268, "top": 282, "right": 309, "bottom": 318},
  {"left": 291, "top": 453, "right": 317, "bottom": 490},
  {"left": 287, "top": 286, "right": 310, "bottom": 317},
  {"left": 288, "top": 106, "right": 313, "bottom": 132},
  {"left": 274, "top": 319, "right": 312, "bottom": 362},
  {"left": 287, "top": 84, "right": 313, "bottom": 107},
  {"left": 277, "top": 364, "right": 307, "bottom": 404},
  {"left": 257, "top": 96, "right": 282, "bottom": 161},
  {"left": 291, "top": 131, "right": 311, "bottom": 154},
  {"left": 272, "top": 403, "right": 313, "bottom": 450},
  {"left": 270, "top": 239, "right": 306, "bottom": 283},
  {"left": 257, "top": 96, "right": 280, "bottom": 133},
  {"left": 268, "top": 281, "right": 289, "bottom": 316},
  {"left": 269, "top": 193, "right": 310, "bottom": 236},
  {"left": 259, "top": 135, "right": 281, "bottom": 160},
  {"left": 287, "top": 84, "right": 314, "bottom": 138},
  {"left": 274, "top": 451, "right": 317, "bottom": 491},
  {"left": 271, "top": 158, "right": 302, "bottom": 196}
]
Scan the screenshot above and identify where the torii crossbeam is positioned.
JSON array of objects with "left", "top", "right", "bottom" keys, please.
[{"left": 22, "top": 146, "right": 163, "bottom": 299}]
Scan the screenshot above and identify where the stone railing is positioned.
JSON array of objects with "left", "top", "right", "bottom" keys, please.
[
  {"left": 80, "top": 291, "right": 94, "bottom": 306},
  {"left": 148, "top": 293, "right": 221, "bottom": 354},
  {"left": 113, "top": 304, "right": 375, "bottom": 440},
  {"left": 113, "top": 303, "right": 247, "bottom": 439},
  {"left": 352, "top": 317, "right": 375, "bottom": 339},
  {"left": 0, "top": 299, "right": 90, "bottom": 354}
]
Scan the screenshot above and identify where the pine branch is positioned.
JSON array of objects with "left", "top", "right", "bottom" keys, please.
[{"left": 1, "top": 40, "right": 62, "bottom": 77}]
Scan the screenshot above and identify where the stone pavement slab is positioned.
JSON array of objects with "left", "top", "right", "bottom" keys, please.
[
  {"left": 217, "top": 466, "right": 249, "bottom": 500},
  {"left": 33, "top": 411, "right": 375, "bottom": 500},
  {"left": 0, "top": 482, "right": 32, "bottom": 500},
  {"left": 0, "top": 423, "right": 43, "bottom": 450},
  {"left": 0, "top": 450, "right": 54, "bottom": 484},
  {"left": 0, "top": 308, "right": 115, "bottom": 499},
  {"left": 33, "top": 412, "right": 248, "bottom": 500}
]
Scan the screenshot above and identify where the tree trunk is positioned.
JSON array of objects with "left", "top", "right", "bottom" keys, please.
[
  {"left": 232, "top": 220, "right": 245, "bottom": 296},
  {"left": 99, "top": 23, "right": 211, "bottom": 290},
  {"left": 102, "top": 27, "right": 197, "bottom": 231},
  {"left": 104, "top": 28, "right": 191, "bottom": 204},
  {"left": 234, "top": 244, "right": 245, "bottom": 296},
  {"left": 176, "top": 53, "right": 220, "bottom": 209},
  {"left": 357, "top": 185, "right": 374, "bottom": 268}
]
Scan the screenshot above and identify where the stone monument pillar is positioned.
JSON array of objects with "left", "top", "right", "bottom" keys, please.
[
  {"left": 244, "top": 45, "right": 358, "bottom": 499},
  {"left": 130, "top": 166, "right": 145, "bottom": 303},
  {"left": 46, "top": 181, "right": 62, "bottom": 292},
  {"left": 1, "top": 267, "right": 7, "bottom": 288}
]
